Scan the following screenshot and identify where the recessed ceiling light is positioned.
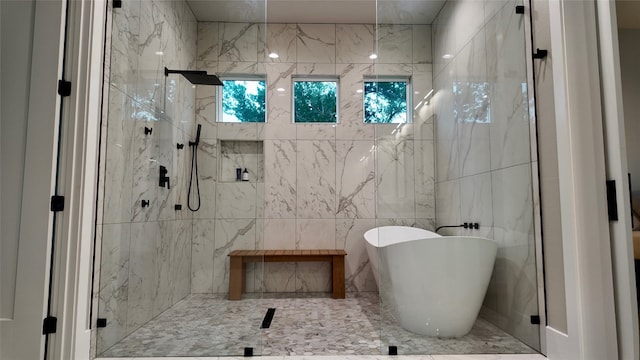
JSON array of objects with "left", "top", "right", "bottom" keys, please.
[
  {"left": 155, "top": 51, "right": 164, "bottom": 56},
  {"left": 269, "top": 52, "right": 279, "bottom": 59},
  {"left": 277, "top": 87, "right": 285, "bottom": 92},
  {"left": 369, "top": 53, "right": 378, "bottom": 60},
  {"left": 356, "top": 89, "right": 363, "bottom": 93},
  {"left": 442, "top": 54, "right": 453, "bottom": 59}
]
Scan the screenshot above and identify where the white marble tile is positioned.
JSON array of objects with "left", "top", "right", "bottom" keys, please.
[
  {"left": 296, "top": 141, "right": 336, "bottom": 218},
  {"left": 435, "top": 179, "right": 461, "bottom": 235},
  {"left": 194, "top": 75, "right": 218, "bottom": 137},
  {"left": 97, "top": 224, "right": 131, "bottom": 353},
  {"left": 434, "top": 63, "right": 459, "bottom": 182},
  {"left": 296, "top": 219, "right": 337, "bottom": 249},
  {"left": 264, "top": 140, "right": 297, "bottom": 218},
  {"left": 296, "top": 123, "right": 337, "bottom": 140},
  {"left": 336, "top": 141, "right": 376, "bottom": 219},
  {"left": 488, "top": 78, "right": 530, "bottom": 170},
  {"left": 336, "top": 63, "right": 375, "bottom": 141},
  {"left": 103, "top": 87, "right": 135, "bottom": 224},
  {"left": 263, "top": 219, "right": 296, "bottom": 249},
  {"left": 413, "top": 25, "right": 433, "bottom": 64},
  {"left": 109, "top": 0, "right": 140, "bottom": 94},
  {"left": 265, "top": 63, "right": 296, "bottom": 139},
  {"left": 127, "top": 222, "right": 160, "bottom": 333},
  {"left": 218, "top": 22, "right": 259, "bottom": 62},
  {"left": 130, "top": 119, "right": 161, "bottom": 223},
  {"left": 217, "top": 61, "right": 262, "bottom": 75},
  {"left": 377, "top": 24, "right": 413, "bottom": 64},
  {"left": 197, "top": 22, "right": 219, "bottom": 61},
  {"left": 432, "top": 0, "right": 456, "bottom": 76},
  {"left": 460, "top": 173, "right": 493, "bottom": 238},
  {"left": 376, "top": 137, "right": 415, "bottom": 219},
  {"left": 296, "top": 24, "right": 336, "bottom": 63},
  {"left": 412, "top": 64, "right": 434, "bottom": 140},
  {"left": 191, "top": 219, "right": 215, "bottom": 293},
  {"left": 153, "top": 221, "right": 174, "bottom": 315},
  {"left": 215, "top": 182, "right": 258, "bottom": 218},
  {"left": 491, "top": 164, "right": 534, "bottom": 250},
  {"left": 336, "top": 218, "right": 378, "bottom": 292},
  {"left": 336, "top": 24, "right": 375, "bottom": 63},
  {"left": 173, "top": 220, "right": 192, "bottom": 300},
  {"left": 296, "top": 62, "right": 337, "bottom": 75},
  {"left": 295, "top": 219, "right": 336, "bottom": 292},
  {"left": 212, "top": 219, "right": 258, "bottom": 293},
  {"left": 485, "top": 0, "right": 512, "bottom": 23},
  {"left": 191, "top": 138, "right": 217, "bottom": 219},
  {"left": 216, "top": 123, "right": 259, "bottom": 140},
  {"left": 414, "top": 140, "right": 436, "bottom": 219},
  {"left": 266, "top": 23, "right": 297, "bottom": 62},
  {"left": 135, "top": 3, "right": 166, "bottom": 113},
  {"left": 452, "top": 0, "right": 486, "bottom": 56},
  {"left": 485, "top": 3, "right": 531, "bottom": 170}
]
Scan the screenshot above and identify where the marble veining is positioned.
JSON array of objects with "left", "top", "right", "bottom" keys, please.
[{"left": 432, "top": 0, "right": 540, "bottom": 350}]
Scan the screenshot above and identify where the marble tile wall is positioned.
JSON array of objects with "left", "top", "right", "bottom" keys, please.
[
  {"left": 97, "top": 0, "right": 197, "bottom": 354},
  {"left": 431, "top": 0, "right": 540, "bottom": 350},
  {"left": 192, "top": 22, "right": 436, "bottom": 296}
]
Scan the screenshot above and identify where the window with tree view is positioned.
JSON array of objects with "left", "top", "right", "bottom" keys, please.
[
  {"left": 219, "top": 78, "right": 266, "bottom": 122},
  {"left": 364, "top": 78, "right": 409, "bottom": 123},
  {"left": 293, "top": 79, "right": 338, "bottom": 123}
]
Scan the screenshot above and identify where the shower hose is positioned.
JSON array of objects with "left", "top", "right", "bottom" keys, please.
[{"left": 187, "top": 141, "right": 201, "bottom": 211}]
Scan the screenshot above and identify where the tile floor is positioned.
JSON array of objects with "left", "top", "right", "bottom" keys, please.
[{"left": 97, "top": 293, "right": 541, "bottom": 359}]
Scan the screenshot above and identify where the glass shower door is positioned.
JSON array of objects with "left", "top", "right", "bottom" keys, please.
[
  {"left": 95, "top": 0, "right": 266, "bottom": 357},
  {"left": 375, "top": 0, "right": 541, "bottom": 355}
]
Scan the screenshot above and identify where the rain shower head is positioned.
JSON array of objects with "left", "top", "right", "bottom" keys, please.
[{"left": 164, "top": 67, "right": 223, "bottom": 86}]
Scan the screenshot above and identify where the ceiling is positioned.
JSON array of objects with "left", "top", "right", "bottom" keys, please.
[{"left": 186, "top": 0, "right": 446, "bottom": 25}]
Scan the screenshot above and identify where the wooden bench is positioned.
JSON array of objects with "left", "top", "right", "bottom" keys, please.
[{"left": 228, "top": 249, "right": 347, "bottom": 300}]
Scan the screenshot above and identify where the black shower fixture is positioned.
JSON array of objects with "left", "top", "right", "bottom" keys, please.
[{"left": 164, "top": 67, "right": 223, "bottom": 86}]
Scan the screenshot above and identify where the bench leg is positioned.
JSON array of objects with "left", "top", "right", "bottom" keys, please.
[
  {"left": 332, "top": 255, "right": 345, "bottom": 299},
  {"left": 229, "top": 257, "right": 244, "bottom": 300}
]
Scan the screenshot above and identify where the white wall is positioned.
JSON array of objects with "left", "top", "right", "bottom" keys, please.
[
  {"left": 0, "top": 0, "right": 35, "bottom": 319},
  {"left": 619, "top": 29, "right": 640, "bottom": 193}
]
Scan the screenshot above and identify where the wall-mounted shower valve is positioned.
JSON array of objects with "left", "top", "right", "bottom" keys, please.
[
  {"left": 159, "top": 165, "right": 170, "bottom": 189},
  {"left": 144, "top": 126, "right": 153, "bottom": 135},
  {"left": 177, "top": 143, "right": 184, "bottom": 149},
  {"left": 141, "top": 200, "right": 150, "bottom": 208}
]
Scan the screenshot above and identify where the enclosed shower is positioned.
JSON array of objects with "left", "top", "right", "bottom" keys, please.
[{"left": 93, "top": 0, "right": 542, "bottom": 357}]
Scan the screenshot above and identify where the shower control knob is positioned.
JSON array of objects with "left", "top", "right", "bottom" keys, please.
[{"left": 141, "top": 199, "right": 150, "bottom": 208}]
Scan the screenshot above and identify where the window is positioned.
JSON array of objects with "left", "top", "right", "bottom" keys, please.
[
  {"left": 363, "top": 77, "right": 410, "bottom": 124},
  {"left": 293, "top": 78, "right": 338, "bottom": 123},
  {"left": 218, "top": 77, "right": 266, "bottom": 123}
]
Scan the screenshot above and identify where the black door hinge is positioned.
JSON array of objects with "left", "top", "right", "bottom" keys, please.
[
  {"left": 51, "top": 195, "right": 65, "bottom": 212},
  {"left": 515, "top": 5, "right": 525, "bottom": 14},
  {"left": 58, "top": 80, "right": 72, "bottom": 97},
  {"left": 533, "top": 48, "right": 548, "bottom": 59},
  {"left": 113, "top": 0, "right": 122, "bottom": 8},
  {"left": 606, "top": 180, "right": 619, "bottom": 221},
  {"left": 530, "top": 315, "right": 541, "bottom": 325},
  {"left": 97, "top": 318, "right": 108, "bottom": 328},
  {"left": 43, "top": 316, "right": 57, "bottom": 334}
]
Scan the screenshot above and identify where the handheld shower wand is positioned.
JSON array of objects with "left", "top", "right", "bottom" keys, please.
[{"left": 187, "top": 124, "right": 202, "bottom": 211}]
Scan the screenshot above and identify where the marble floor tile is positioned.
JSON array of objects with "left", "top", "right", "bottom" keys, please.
[{"left": 96, "top": 293, "right": 541, "bottom": 358}]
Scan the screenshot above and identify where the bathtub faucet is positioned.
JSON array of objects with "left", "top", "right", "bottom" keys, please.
[{"left": 435, "top": 222, "right": 479, "bottom": 233}]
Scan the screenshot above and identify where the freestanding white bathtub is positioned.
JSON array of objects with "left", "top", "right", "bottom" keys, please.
[{"left": 364, "top": 226, "right": 497, "bottom": 337}]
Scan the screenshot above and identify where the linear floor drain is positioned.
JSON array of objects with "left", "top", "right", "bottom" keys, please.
[{"left": 260, "top": 308, "right": 276, "bottom": 329}]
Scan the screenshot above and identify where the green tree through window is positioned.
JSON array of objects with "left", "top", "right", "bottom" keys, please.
[
  {"left": 294, "top": 80, "right": 337, "bottom": 122},
  {"left": 364, "top": 81, "right": 408, "bottom": 123},
  {"left": 221, "top": 79, "right": 266, "bottom": 122}
]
